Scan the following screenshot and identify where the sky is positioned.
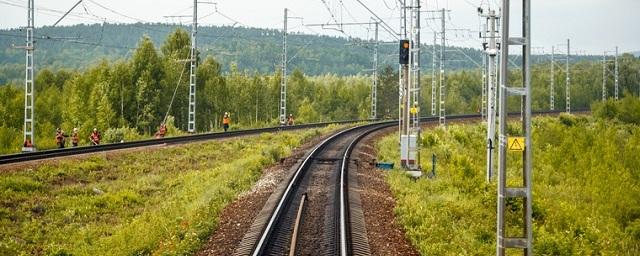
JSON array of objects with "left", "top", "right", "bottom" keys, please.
[{"left": 1, "top": 0, "right": 638, "bottom": 55}]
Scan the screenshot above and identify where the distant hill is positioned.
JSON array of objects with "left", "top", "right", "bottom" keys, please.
[
  {"left": 0, "top": 23, "right": 602, "bottom": 78},
  {"left": 632, "top": 51, "right": 640, "bottom": 57}
]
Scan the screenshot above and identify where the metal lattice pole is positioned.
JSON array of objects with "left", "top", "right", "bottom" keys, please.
[
  {"left": 410, "top": 0, "right": 421, "bottom": 170},
  {"left": 431, "top": 32, "right": 437, "bottom": 116},
  {"left": 399, "top": 0, "right": 421, "bottom": 171},
  {"left": 566, "top": 39, "right": 571, "bottom": 114},
  {"left": 550, "top": 46, "right": 555, "bottom": 110},
  {"left": 280, "top": 8, "right": 288, "bottom": 125},
  {"left": 603, "top": 52, "right": 608, "bottom": 101},
  {"left": 497, "top": 0, "right": 532, "bottom": 254},
  {"left": 22, "top": 0, "right": 36, "bottom": 151},
  {"left": 371, "top": 22, "right": 378, "bottom": 120},
  {"left": 482, "top": 52, "right": 488, "bottom": 121},
  {"left": 438, "top": 8, "right": 446, "bottom": 127},
  {"left": 615, "top": 46, "right": 619, "bottom": 100},
  {"left": 187, "top": 0, "right": 197, "bottom": 133}
]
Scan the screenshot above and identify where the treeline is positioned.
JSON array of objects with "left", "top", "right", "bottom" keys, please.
[
  {"left": 0, "top": 23, "right": 604, "bottom": 84},
  {"left": 1, "top": 28, "right": 639, "bottom": 154}
]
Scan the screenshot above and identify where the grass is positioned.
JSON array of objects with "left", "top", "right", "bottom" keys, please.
[
  {"left": 377, "top": 115, "right": 640, "bottom": 255},
  {"left": 0, "top": 124, "right": 341, "bottom": 255}
]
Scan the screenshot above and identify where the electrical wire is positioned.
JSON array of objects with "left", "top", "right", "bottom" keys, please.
[{"left": 85, "top": 0, "right": 149, "bottom": 23}]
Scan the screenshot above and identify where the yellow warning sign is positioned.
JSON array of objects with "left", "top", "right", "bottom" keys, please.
[
  {"left": 508, "top": 137, "right": 525, "bottom": 152},
  {"left": 410, "top": 107, "right": 419, "bottom": 114}
]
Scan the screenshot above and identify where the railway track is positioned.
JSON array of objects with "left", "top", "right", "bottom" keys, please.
[
  {"left": 0, "top": 119, "right": 368, "bottom": 165},
  {"left": 231, "top": 110, "right": 586, "bottom": 256},
  {"left": 234, "top": 121, "right": 396, "bottom": 256}
]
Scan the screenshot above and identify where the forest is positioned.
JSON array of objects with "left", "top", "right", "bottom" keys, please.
[
  {"left": 0, "top": 27, "right": 639, "bottom": 154},
  {"left": 0, "top": 23, "right": 604, "bottom": 84}
]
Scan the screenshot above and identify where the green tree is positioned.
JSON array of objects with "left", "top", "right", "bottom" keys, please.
[
  {"left": 136, "top": 70, "right": 161, "bottom": 133},
  {"left": 377, "top": 65, "right": 399, "bottom": 118},
  {"left": 94, "top": 82, "right": 117, "bottom": 131}
]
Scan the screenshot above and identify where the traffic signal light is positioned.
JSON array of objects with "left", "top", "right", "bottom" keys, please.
[{"left": 399, "top": 39, "right": 410, "bottom": 65}]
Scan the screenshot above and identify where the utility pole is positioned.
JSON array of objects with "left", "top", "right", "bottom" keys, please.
[
  {"left": 550, "top": 46, "right": 555, "bottom": 110},
  {"left": 280, "top": 8, "right": 288, "bottom": 125},
  {"left": 497, "top": 0, "right": 532, "bottom": 254},
  {"left": 615, "top": 46, "right": 619, "bottom": 100},
  {"left": 566, "top": 39, "right": 571, "bottom": 114},
  {"left": 603, "top": 52, "right": 608, "bottom": 101},
  {"left": 431, "top": 32, "right": 437, "bottom": 116},
  {"left": 439, "top": 8, "right": 446, "bottom": 127},
  {"left": 371, "top": 21, "right": 379, "bottom": 120},
  {"left": 480, "top": 8, "right": 499, "bottom": 182},
  {"left": 482, "top": 48, "right": 487, "bottom": 121},
  {"left": 399, "top": 0, "right": 421, "bottom": 172},
  {"left": 187, "top": 0, "right": 197, "bottom": 133},
  {"left": 20, "top": 0, "right": 36, "bottom": 151}
]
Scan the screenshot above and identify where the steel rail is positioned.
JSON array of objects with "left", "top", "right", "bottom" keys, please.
[
  {"left": 0, "top": 119, "right": 372, "bottom": 165},
  {"left": 338, "top": 122, "right": 396, "bottom": 255},
  {"left": 250, "top": 123, "right": 378, "bottom": 256}
]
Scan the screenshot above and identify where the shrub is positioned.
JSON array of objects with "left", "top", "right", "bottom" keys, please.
[
  {"left": 380, "top": 116, "right": 640, "bottom": 255},
  {"left": 103, "top": 127, "right": 145, "bottom": 143}
]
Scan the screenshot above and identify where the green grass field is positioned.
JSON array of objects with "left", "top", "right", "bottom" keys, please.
[
  {"left": 377, "top": 115, "right": 640, "bottom": 255},
  {"left": 0, "top": 125, "right": 343, "bottom": 255}
]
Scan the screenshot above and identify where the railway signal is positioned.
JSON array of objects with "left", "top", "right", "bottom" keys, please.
[
  {"left": 398, "top": 0, "right": 421, "bottom": 173},
  {"left": 399, "top": 39, "right": 410, "bottom": 65}
]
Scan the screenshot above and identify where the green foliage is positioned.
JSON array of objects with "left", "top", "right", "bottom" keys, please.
[
  {"left": 0, "top": 126, "right": 343, "bottom": 255},
  {"left": 592, "top": 95, "right": 640, "bottom": 125},
  {"left": 0, "top": 24, "right": 522, "bottom": 77},
  {"left": 102, "top": 127, "right": 144, "bottom": 143},
  {"left": 2, "top": 26, "right": 639, "bottom": 154},
  {"left": 378, "top": 116, "right": 640, "bottom": 255},
  {"left": 0, "top": 126, "right": 21, "bottom": 154}
]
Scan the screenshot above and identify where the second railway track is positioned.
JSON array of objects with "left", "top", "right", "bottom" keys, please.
[{"left": 0, "top": 119, "right": 369, "bottom": 165}]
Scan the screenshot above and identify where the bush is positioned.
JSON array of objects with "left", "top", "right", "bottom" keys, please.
[
  {"left": 103, "top": 127, "right": 145, "bottom": 143},
  {"left": 379, "top": 116, "right": 640, "bottom": 255},
  {"left": 592, "top": 95, "right": 640, "bottom": 125}
]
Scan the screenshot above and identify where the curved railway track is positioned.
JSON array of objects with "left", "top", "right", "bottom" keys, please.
[{"left": 235, "top": 121, "right": 396, "bottom": 256}]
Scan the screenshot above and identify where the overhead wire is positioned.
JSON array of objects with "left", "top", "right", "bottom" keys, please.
[{"left": 85, "top": 0, "right": 149, "bottom": 23}]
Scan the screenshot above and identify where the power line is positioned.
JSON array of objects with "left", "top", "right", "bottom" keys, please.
[
  {"left": 86, "top": 0, "right": 149, "bottom": 23},
  {"left": 353, "top": 0, "right": 399, "bottom": 40}
]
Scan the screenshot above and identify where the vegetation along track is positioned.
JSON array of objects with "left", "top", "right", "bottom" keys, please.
[{"left": 0, "top": 120, "right": 367, "bottom": 165}]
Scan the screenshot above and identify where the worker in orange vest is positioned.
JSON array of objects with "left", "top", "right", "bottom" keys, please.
[
  {"left": 287, "top": 114, "right": 295, "bottom": 126},
  {"left": 223, "top": 112, "right": 230, "bottom": 132},
  {"left": 89, "top": 128, "right": 101, "bottom": 145},
  {"left": 71, "top": 128, "right": 80, "bottom": 147},
  {"left": 155, "top": 124, "right": 167, "bottom": 138},
  {"left": 55, "top": 128, "right": 68, "bottom": 148}
]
